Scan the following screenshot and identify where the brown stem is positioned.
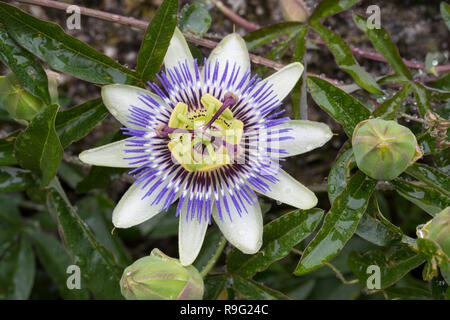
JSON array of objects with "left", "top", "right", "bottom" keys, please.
[{"left": 211, "top": 0, "right": 259, "bottom": 32}]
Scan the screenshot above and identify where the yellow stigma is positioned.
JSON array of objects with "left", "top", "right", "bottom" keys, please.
[{"left": 167, "top": 94, "right": 243, "bottom": 172}]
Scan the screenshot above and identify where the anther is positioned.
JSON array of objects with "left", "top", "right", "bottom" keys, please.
[{"left": 203, "top": 92, "right": 237, "bottom": 130}]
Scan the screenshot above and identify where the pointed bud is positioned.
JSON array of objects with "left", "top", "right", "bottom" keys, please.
[
  {"left": 352, "top": 119, "right": 422, "bottom": 180},
  {"left": 120, "top": 248, "right": 204, "bottom": 300}
]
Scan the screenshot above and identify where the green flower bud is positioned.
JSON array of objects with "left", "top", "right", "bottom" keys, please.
[
  {"left": 418, "top": 207, "right": 450, "bottom": 257},
  {"left": 352, "top": 118, "right": 422, "bottom": 180},
  {"left": 120, "top": 248, "right": 204, "bottom": 300}
]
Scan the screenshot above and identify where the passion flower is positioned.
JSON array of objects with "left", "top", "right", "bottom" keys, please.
[
  {"left": 120, "top": 248, "right": 204, "bottom": 300},
  {"left": 352, "top": 118, "right": 422, "bottom": 180},
  {"left": 79, "top": 28, "right": 333, "bottom": 265}
]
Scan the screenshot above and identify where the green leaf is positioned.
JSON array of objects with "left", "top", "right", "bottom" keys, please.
[
  {"left": 372, "top": 84, "right": 412, "bottom": 119},
  {"left": 178, "top": 4, "right": 211, "bottom": 37},
  {"left": 328, "top": 148, "right": 354, "bottom": 204},
  {"left": 309, "top": 0, "right": 361, "bottom": 24},
  {"left": 307, "top": 75, "right": 371, "bottom": 136},
  {"left": 355, "top": 195, "right": 403, "bottom": 246},
  {"left": 0, "top": 23, "right": 50, "bottom": 104},
  {"left": 0, "top": 2, "right": 138, "bottom": 85},
  {"left": 405, "top": 163, "right": 450, "bottom": 198},
  {"left": 295, "top": 171, "right": 377, "bottom": 275},
  {"left": 311, "top": 24, "right": 382, "bottom": 94},
  {"left": 0, "top": 166, "right": 34, "bottom": 192},
  {"left": 46, "top": 179, "right": 123, "bottom": 299},
  {"left": 27, "top": 229, "right": 90, "bottom": 299},
  {"left": 244, "top": 22, "right": 304, "bottom": 51},
  {"left": 0, "top": 133, "right": 18, "bottom": 166},
  {"left": 348, "top": 246, "right": 425, "bottom": 289},
  {"left": 0, "top": 235, "right": 35, "bottom": 299},
  {"left": 15, "top": 104, "right": 63, "bottom": 186},
  {"left": 411, "top": 82, "right": 431, "bottom": 117},
  {"left": 227, "top": 208, "right": 324, "bottom": 278},
  {"left": 353, "top": 14, "right": 412, "bottom": 80},
  {"left": 441, "top": 2, "right": 450, "bottom": 30},
  {"left": 137, "top": 0, "right": 178, "bottom": 83},
  {"left": 291, "top": 26, "right": 307, "bottom": 120},
  {"left": 204, "top": 274, "right": 229, "bottom": 300},
  {"left": 232, "top": 275, "right": 290, "bottom": 300},
  {"left": 391, "top": 179, "right": 450, "bottom": 216},
  {"left": 76, "top": 195, "right": 131, "bottom": 267},
  {"left": 55, "top": 98, "right": 108, "bottom": 148}
]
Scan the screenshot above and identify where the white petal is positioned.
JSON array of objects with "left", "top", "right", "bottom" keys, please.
[
  {"left": 112, "top": 175, "right": 180, "bottom": 228},
  {"left": 257, "top": 168, "right": 317, "bottom": 210},
  {"left": 79, "top": 138, "right": 138, "bottom": 168},
  {"left": 212, "top": 201, "right": 263, "bottom": 254},
  {"left": 207, "top": 33, "right": 250, "bottom": 79},
  {"left": 277, "top": 120, "right": 333, "bottom": 157},
  {"left": 259, "top": 62, "right": 304, "bottom": 101},
  {"left": 178, "top": 200, "right": 209, "bottom": 266},
  {"left": 164, "top": 27, "right": 194, "bottom": 72},
  {"left": 101, "top": 84, "right": 168, "bottom": 129}
]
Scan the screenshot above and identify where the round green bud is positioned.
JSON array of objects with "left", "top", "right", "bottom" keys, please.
[
  {"left": 352, "top": 118, "right": 422, "bottom": 180},
  {"left": 120, "top": 248, "right": 204, "bottom": 300},
  {"left": 418, "top": 207, "right": 450, "bottom": 257}
]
